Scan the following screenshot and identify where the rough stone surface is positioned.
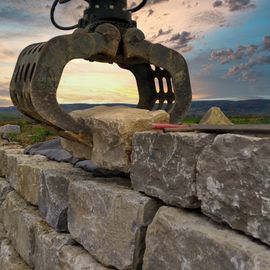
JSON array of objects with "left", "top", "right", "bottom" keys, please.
[
  {"left": 62, "top": 106, "right": 169, "bottom": 173},
  {"left": 0, "top": 178, "right": 12, "bottom": 205},
  {"left": 16, "top": 158, "right": 81, "bottom": 207},
  {"left": 68, "top": 178, "right": 161, "bottom": 270},
  {"left": 0, "top": 222, "right": 6, "bottom": 242},
  {"left": 1, "top": 191, "right": 42, "bottom": 267},
  {"left": 143, "top": 206, "right": 270, "bottom": 270},
  {"left": 0, "top": 146, "right": 23, "bottom": 177},
  {"left": 38, "top": 165, "right": 92, "bottom": 232},
  {"left": 0, "top": 125, "right": 21, "bottom": 139},
  {"left": 131, "top": 131, "right": 215, "bottom": 208},
  {"left": 199, "top": 107, "right": 233, "bottom": 125},
  {"left": 61, "top": 139, "right": 91, "bottom": 161},
  {"left": 0, "top": 239, "right": 31, "bottom": 270},
  {"left": 59, "top": 245, "right": 110, "bottom": 270},
  {"left": 33, "top": 220, "right": 73, "bottom": 270},
  {"left": 6, "top": 153, "right": 46, "bottom": 192},
  {"left": 197, "top": 134, "right": 270, "bottom": 246}
]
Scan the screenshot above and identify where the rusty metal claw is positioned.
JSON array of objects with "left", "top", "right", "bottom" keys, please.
[{"left": 10, "top": 24, "right": 121, "bottom": 145}]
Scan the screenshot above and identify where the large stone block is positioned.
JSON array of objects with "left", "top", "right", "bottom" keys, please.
[
  {"left": 197, "top": 134, "right": 270, "bottom": 246},
  {"left": 6, "top": 153, "right": 46, "bottom": 192},
  {"left": 62, "top": 106, "right": 169, "bottom": 173},
  {"left": 0, "top": 146, "right": 23, "bottom": 177},
  {"left": 16, "top": 157, "right": 80, "bottom": 206},
  {"left": 33, "top": 220, "right": 73, "bottom": 270},
  {"left": 131, "top": 132, "right": 215, "bottom": 208},
  {"left": 59, "top": 245, "right": 110, "bottom": 270},
  {"left": 1, "top": 191, "right": 42, "bottom": 267},
  {"left": 143, "top": 206, "right": 270, "bottom": 270},
  {"left": 0, "top": 239, "right": 31, "bottom": 270},
  {"left": 68, "top": 179, "right": 161, "bottom": 270},
  {"left": 38, "top": 165, "right": 92, "bottom": 232}
]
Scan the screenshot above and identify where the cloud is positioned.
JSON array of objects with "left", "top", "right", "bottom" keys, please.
[
  {"left": 210, "top": 35, "right": 270, "bottom": 82},
  {"left": 213, "top": 0, "right": 256, "bottom": 11},
  {"left": 210, "top": 45, "right": 258, "bottom": 64},
  {"left": 226, "top": 55, "right": 270, "bottom": 76},
  {"left": 168, "top": 31, "right": 196, "bottom": 51}
]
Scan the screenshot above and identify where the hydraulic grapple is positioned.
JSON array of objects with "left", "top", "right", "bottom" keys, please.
[{"left": 10, "top": 0, "right": 192, "bottom": 145}]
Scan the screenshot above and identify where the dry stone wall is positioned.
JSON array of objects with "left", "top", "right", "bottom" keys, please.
[{"left": 0, "top": 131, "right": 270, "bottom": 270}]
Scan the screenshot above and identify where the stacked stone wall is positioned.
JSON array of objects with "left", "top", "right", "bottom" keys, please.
[{"left": 0, "top": 131, "right": 270, "bottom": 270}]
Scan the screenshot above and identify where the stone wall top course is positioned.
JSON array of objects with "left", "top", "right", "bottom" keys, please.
[
  {"left": 0, "top": 146, "right": 23, "bottom": 177},
  {"left": 131, "top": 131, "right": 215, "bottom": 208},
  {"left": 197, "top": 133, "right": 270, "bottom": 246}
]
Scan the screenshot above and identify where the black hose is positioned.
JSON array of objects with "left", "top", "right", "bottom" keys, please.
[
  {"left": 127, "top": 0, "right": 148, "bottom": 13},
  {"left": 50, "top": 0, "right": 78, "bottom": 30}
]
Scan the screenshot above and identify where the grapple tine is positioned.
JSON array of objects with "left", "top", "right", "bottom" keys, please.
[
  {"left": 10, "top": 24, "right": 121, "bottom": 145},
  {"left": 123, "top": 28, "right": 192, "bottom": 123}
]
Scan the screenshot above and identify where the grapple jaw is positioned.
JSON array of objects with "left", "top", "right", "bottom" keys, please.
[{"left": 10, "top": 2, "right": 192, "bottom": 145}]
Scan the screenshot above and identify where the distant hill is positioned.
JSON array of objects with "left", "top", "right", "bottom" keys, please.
[
  {"left": 0, "top": 100, "right": 270, "bottom": 119},
  {"left": 189, "top": 99, "right": 270, "bottom": 116}
]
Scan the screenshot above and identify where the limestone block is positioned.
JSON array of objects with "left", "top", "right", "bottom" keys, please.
[
  {"left": 38, "top": 165, "right": 92, "bottom": 232},
  {"left": 16, "top": 158, "right": 79, "bottom": 207},
  {"left": 59, "top": 245, "right": 110, "bottom": 270},
  {"left": 143, "top": 206, "right": 270, "bottom": 270},
  {"left": 0, "top": 239, "right": 31, "bottom": 270},
  {"left": 0, "top": 146, "right": 23, "bottom": 177},
  {"left": 6, "top": 153, "right": 46, "bottom": 192},
  {"left": 200, "top": 107, "right": 233, "bottom": 125},
  {"left": 68, "top": 179, "right": 161, "bottom": 270},
  {"left": 197, "top": 134, "right": 270, "bottom": 246},
  {"left": 62, "top": 106, "right": 169, "bottom": 173},
  {"left": 131, "top": 131, "right": 215, "bottom": 208},
  {"left": 33, "top": 221, "right": 73, "bottom": 270},
  {"left": 1, "top": 191, "right": 42, "bottom": 267}
]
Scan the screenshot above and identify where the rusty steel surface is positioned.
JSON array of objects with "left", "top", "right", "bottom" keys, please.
[{"left": 10, "top": 0, "right": 192, "bottom": 145}]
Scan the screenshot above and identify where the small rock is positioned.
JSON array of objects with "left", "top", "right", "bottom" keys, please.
[
  {"left": 0, "top": 125, "right": 21, "bottom": 139},
  {"left": 200, "top": 107, "right": 233, "bottom": 125},
  {"left": 25, "top": 138, "right": 78, "bottom": 163}
]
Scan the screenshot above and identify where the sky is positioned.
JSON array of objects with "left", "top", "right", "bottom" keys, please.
[{"left": 0, "top": 0, "right": 269, "bottom": 107}]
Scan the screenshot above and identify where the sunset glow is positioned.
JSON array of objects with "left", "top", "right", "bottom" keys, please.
[{"left": 0, "top": 0, "right": 269, "bottom": 107}]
